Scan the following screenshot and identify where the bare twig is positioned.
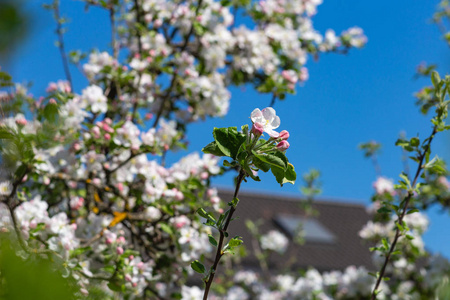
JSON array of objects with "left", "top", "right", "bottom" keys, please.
[
  {"left": 53, "top": 0, "right": 73, "bottom": 90},
  {"left": 152, "top": 0, "right": 204, "bottom": 128}
]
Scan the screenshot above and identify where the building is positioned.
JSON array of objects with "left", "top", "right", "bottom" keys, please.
[{"left": 220, "top": 189, "right": 373, "bottom": 272}]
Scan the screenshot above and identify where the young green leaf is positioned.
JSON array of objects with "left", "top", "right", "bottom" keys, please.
[{"left": 191, "top": 260, "right": 206, "bottom": 274}]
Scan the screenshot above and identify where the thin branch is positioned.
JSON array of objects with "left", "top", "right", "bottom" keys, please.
[
  {"left": 152, "top": 0, "right": 204, "bottom": 128},
  {"left": 269, "top": 94, "right": 277, "bottom": 107},
  {"left": 203, "top": 169, "right": 246, "bottom": 300},
  {"left": 370, "top": 126, "right": 437, "bottom": 300},
  {"left": 110, "top": 5, "right": 119, "bottom": 59},
  {"left": 53, "top": 0, "right": 73, "bottom": 91}
]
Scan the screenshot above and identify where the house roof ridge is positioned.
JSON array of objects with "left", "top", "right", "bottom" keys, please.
[{"left": 216, "top": 187, "right": 368, "bottom": 210}]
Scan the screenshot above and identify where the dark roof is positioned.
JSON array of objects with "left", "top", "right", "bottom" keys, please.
[{"left": 219, "top": 189, "right": 374, "bottom": 272}]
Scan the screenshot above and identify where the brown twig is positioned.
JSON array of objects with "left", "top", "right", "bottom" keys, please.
[
  {"left": 53, "top": 0, "right": 73, "bottom": 91},
  {"left": 152, "top": 0, "right": 204, "bottom": 128},
  {"left": 202, "top": 169, "right": 246, "bottom": 300},
  {"left": 370, "top": 126, "right": 437, "bottom": 299}
]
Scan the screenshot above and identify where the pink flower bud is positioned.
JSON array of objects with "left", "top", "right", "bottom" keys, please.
[
  {"left": 49, "top": 98, "right": 57, "bottom": 105},
  {"left": 80, "top": 288, "right": 89, "bottom": 296},
  {"left": 129, "top": 255, "right": 134, "bottom": 260},
  {"left": 92, "top": 126, "right": 101, "bottom": 138},
  {"left": 92, "top": 178, "right": 101, "bottom": 186},
  {"left": 106, "top": 238, "right": 113, "bottom": 245},
  {"left": 145, "top": 113, "right": 153, "bottom": 120},
  {"left": 299, "top": 67, "right": 309, "bottom": 82},
  {"left": 279, "top": 130, "right": 289, "bottom": 141},
  {"left": 251, "top": 123, "right": 264, "bottom": 136},
  {"left": 46, "top": 83, "right": 57, "bottom": 93},
  {"left": 200, "top": 172, "right": 209, "bottom": 180},
  {"left": 104, "top": 133, "right": 111, "bottom": 140},
  {"left": 281, "top": 70, "right": 298, "bottom": 84},
  {"left": 124, "top": 274, "right": 132, "bottom": 282},
  {"left": 15, "top": 118, "right": 27, "bottom": 126},
  {"left": 73, "top": 143, "right": 81, "bottom": 151},
  {"left": 116, "top": 247, "right": 124, "bottom": 255},
  {"left": 175, "top": 190, "right": 184, "bottom": 201},
  {"left": 276, "top": 140, "right": 290, "bottom": 151},
  {"left": 29, "top": 220, "right": 37, "bottom": 229}
]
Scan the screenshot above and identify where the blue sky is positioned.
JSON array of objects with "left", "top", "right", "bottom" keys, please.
[{"left": 2, "top": 1, "right": 449, "bottom": 257}]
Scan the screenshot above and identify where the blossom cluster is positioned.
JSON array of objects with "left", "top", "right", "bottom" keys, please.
[{"left": 0, "top": 0, "right": 369, "bottom": 297}]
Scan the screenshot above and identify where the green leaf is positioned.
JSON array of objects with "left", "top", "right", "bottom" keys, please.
[
  {"left": 377, "top": 207, "right": 391, "bottom": 214},
  {"left": 271, "top": 162, "right": 296, "bottom": 186},
  {"left": 190, "top": 260, "right": 206, "bottom": 274},
  {"left": 70, "top": 246, "right": 92, "bottom": 258},
  {"left": 197, "top": 208, "right": 216, "bottom": 224},
  {"left": 283, "top": 163, "right": 297, "bottom": 185},
  {"left": 208, "top": 235, "right": 218, "bottom": 247},
  {"left": 228, "top": 197, "right": 239, "bottom": 208},
  {"left": 159, "top": 223, "right": 173, "bottom": 235},
  {"left": 223, "top": 236, "right": 244, "bottom": 254},
  {"left": 212, "top": 127, "right": 246, "bottom": 159},
  {"left": 43, "top": 102, "right": 59, "bottom": 123},
  {"left": 228, "top": 236, "right": 243, "bottom": 247},
  {"left": 431, "top": 71, "right": 441, "bottom": 88},
  {"left": 0, "top": 128, "right": 14, "bottom": 140},
  {"left": 202, "top": 141, "right": 226, "bottom": 156},
  {"left": 252, "top": 156, "right": 271, "bottom": 172},
  {"left": 381, "top": 238, "right": 389, "bottom": 250},
  {"left": 253, "top": 152, "right": 286, "bottom": 170},
  {"left": 399, "top": 173, "right": 411, "bottom": 189},
  {"left": 407, "top": 208, "right": 420, "bottom": 214},
  {"left": 405, "top": 234, "right": 415, "bottom": 240},
  {"left": 410, "top": 137, "right": 420, "bottom": 147}
]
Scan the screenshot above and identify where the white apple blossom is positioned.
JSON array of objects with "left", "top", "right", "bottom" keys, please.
[
  {"left": 260, "top": 230, "right": 289, "bottom": 253},
  {"left": 0, "top": 181, "right": 12, "bottom": 196},
  {"left": 80, "top": 85, "right": 108, "bottom": 114},
  {"left": 251, "top": 107, "right": 281, "bottom": 138},
  {"left": 373, "top": 176, "right": 395, "bottom": 195}
]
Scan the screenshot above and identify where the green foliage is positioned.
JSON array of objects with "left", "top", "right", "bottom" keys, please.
[
  {"left": 191, "top": 260, "right": 206, "bottom": 274},
  {"left": 0, "top": 237, "right": 77, "bottom": 300},
  {"left": 203, "top": 125, "right": 296, "bottom": 186},
  {"left": 211, "top": 127, "right": 246, "bottom": 160},
  {"left": 223, "top": 236, "right": 243, "bottom": 255}
]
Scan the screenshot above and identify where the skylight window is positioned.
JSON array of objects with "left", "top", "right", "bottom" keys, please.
[{"left": 274, "top": 214, "right": 337, "bottom": 244}]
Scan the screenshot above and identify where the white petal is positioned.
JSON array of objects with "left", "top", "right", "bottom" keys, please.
[
  {"left": 262, "top": 107, "right": 276, "bottom": 122},
  {"left": 251, "top": 108, "right": 263, "bottom": 123},
  {"left": 266, "top": 128, "right": 279, "bottom": 138},
  {"left": 270, "top": 116, "right": 280, "bottom": 129}
]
